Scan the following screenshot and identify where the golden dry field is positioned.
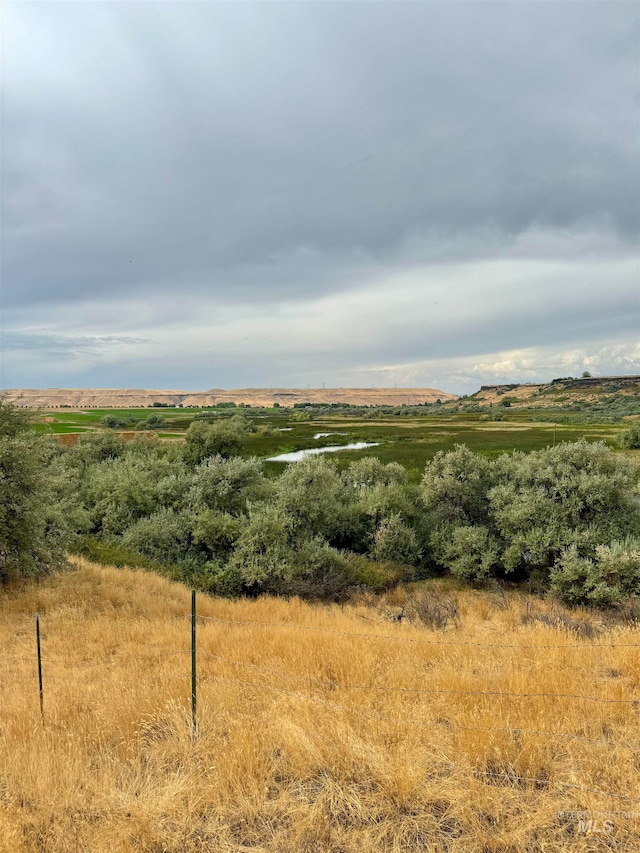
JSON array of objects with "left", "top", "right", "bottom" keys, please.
[{"left": 1, "top": 559, "right": 639, "bottom": 852}]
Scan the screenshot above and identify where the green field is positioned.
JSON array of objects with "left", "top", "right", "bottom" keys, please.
[
  {"left": 32, "top": 406, "right": 627, "bottom": 481},
  {"left": 252, "top": 416, "right": 620, "bottom": 480},
  {"left": 32, "top": 423, "right": 93, "bottom": 434}
]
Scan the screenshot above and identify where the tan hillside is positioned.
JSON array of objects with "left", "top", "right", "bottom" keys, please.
[
  {"left": 1, "top": 386, "right": 457, "bottom": 409},
  {"left": 1, "top": 559, "right": 637, "bottom": 852},
  {"left": 469, "top": 374, "right": 640, "bottom": 408}
]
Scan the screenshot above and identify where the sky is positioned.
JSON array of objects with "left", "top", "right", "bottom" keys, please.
[{"left": 2, "top": 1, "right": 639, "bottom": 395}]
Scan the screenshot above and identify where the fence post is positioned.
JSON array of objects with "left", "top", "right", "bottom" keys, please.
[
  {"left": 35, "top": 613, "right": 43, "bottom": 721},
  {"left": 191, "top": 589, "right": 197, "bottom": 738}
]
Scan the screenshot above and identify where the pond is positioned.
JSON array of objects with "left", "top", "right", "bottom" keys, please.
[{"left": 266, "top": 442, "right": 380, "bottom": 462}]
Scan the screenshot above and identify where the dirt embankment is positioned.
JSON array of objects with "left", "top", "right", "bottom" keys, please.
[{"left": 2, "top": 387, "right": 457, "bottom": 409}]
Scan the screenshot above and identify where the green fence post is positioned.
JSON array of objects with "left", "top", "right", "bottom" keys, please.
[
  {"left": 191, "top": 590, "right": 197, "bottom": 738},
  {"left": 36, "top": 613, "right": 43, "bottom": 721}
]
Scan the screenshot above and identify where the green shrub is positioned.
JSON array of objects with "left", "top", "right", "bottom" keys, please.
[
  {"left": 74, "top": 430, "right": 126, "bottom": 463},
  {"left": 228, "top": 502, "right": 355, "bottom": 598},
  {"left": 187, "top": 456, "right": 268, "bottom": 515},
  {"left": 431, "top": 525, "right": 501, "bottom": 582},
  {"left": 372, "top": 513, "right": 420, "bottom": 565},
  {"left": 81, "top": 454, "right": 180, "bottom": 535},
  {"left": 619, "top": 422, "right": 640, "bottom": 449},
  {"left": 421, "top": 440, "right": 640, "bottom": 593},
  {"left": 121, "top": 509, "right": 195, "bottom": 565},
  {"left": 275, "top": 456, "right": 347, "bottom": 540},
  {"left": 421, "top": 445, "right": 496, "bottom": 527},
  {"left": 347, "top": 555, "right": 410, "bottom": 590},
  {"left": 550, "top": 540, "right": 640, "bottom": 606},
  {"left": 183, "top": 420, "right": 246, "bottom": 466},
  {"left": 191, "top": 511, "right": 243, "bottom": 560},
  {"left": 0, "top": 401, "right": 72, "bottom": 582},
  {"left": 489, "top": 441, "right": 639, "bottom": 577}
]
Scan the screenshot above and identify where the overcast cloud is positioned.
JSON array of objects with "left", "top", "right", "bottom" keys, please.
[{"left": 1, "top": 1, "right": 638, "bottom": 394}]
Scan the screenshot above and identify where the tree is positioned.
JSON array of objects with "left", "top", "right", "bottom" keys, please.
[
  {"left": 0, "top": 397, "right": 34, "bottom": 436},
  {"left": 187, "top": 455, "right": 268, "bottom": 515},
  {"left": 421, "top": 445, "right": 496, "bottom": 528},
  {"left": 229, "top": 503, "right": 354, "bottom": 598},
  {"left": 0, "top": 400, "right": 70, "bottom": 582},
  {"left": 274, "top": 456, "right": 347, "bottom": 540},
  {"left": 183, "top": 420, "right": 246, "bottom": 466},
  {"left": 135, "top": 413, "right": 165, "bottom": 431},
  {"left": 100, "top": 414, "right": 120, "bottom": 429},
  {"left": 73, "top": 430, "right": 126, "bottom": 464},
  {"left": 81, "top": 453, "right": 180, "bottom": 535}
]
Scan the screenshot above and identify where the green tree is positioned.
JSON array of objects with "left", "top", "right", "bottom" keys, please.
[
  {"left": 135, "top": 414, "right": 165, "bottom": 431},
  {"left": 421, "top": 445, "right": 496, "bottom": 528},
  {"left": 73, "top": 431, "right": 126, "bottom": 464},
  {"left": 100, "top": 414, "right": 120, "bottom": 429},
  {"left": 0, "top": 398, "right": 34, "bottom": 436},
  {"left": 191, "top": 511, "right": 243, "bottom": 561},
  {"left": 0, "top": 400, "right": 71, "bottom": 582},
  {"left": 274, "top": 456, "right": 347, "bottom": 540},
  {"left": 183, "top": 421, "right": 246, "bottom": 466},
  {"left": 187, "top": 456, "right": 268, "bottom": 516}
]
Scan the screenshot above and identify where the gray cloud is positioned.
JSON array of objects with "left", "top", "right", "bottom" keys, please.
[
  {"left": 2, "top": 331, "right": 149, "bottom": 357},
  {"left": 1, "top": 1, "right": 638, "bottom": 392}
]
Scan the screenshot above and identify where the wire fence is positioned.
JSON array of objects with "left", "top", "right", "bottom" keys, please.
[
  {"left": 193, "top": 612, "right": 640, "bottom": 649},
  {"left": 3, "top": 592, "right": 639, "bottom": 808}
]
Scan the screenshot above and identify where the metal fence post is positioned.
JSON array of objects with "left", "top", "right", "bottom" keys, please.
[
  {"left": 35, "top": 613, "right": 43, "bottom": 721},
  {"left": 191, "top": 590, "right": 197, "bottom": 738}
]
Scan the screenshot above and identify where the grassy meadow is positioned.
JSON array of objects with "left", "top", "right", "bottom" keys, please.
[
  {"left": 1, "top": 558, "right": 638, "bottom": 852},
  {"left": 34, "top": 407, "right": 626, "bottom": 482}
]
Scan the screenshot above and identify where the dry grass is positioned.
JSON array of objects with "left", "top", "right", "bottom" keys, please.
[{"left": 1, "top": 559, "right": 639, "bottom": 852}]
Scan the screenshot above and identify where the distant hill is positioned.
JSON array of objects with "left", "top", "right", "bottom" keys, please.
[
  {"left": 5, "top": 376, "right": 638, "bottom": 411},
  {"left": 2, "top": 386, "right": 457, "bottom": 409},
  {"left": 466, "top": 375, "right": 640, "bottom": 409}
]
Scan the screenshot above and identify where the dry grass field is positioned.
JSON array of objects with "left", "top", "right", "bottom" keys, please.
[{"left": 1, "top": 559, "right": 639, "bottom": 852}]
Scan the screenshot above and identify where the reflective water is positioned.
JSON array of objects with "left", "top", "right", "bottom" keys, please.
[
  {"left": 267, "top": 442, "right": 379, "bottom": 462},
  {"left": 313, "top": 432, "right": 347, "bottom": 439}
]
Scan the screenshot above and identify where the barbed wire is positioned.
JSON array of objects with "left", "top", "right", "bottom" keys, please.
[
  {"left": 472, "top": 770, "right": 639, "bottom": 804},
  {"left": 70, "top": 650, "right": 191, "bottom": 670},
  {"left": 194, "top": 613, "right": 640, "bottom": 649},
  {"left": 198, "top": 651, "right": 639, "bottom": 705},
  {"left": 5, "top": 647, "right": 636, "bottom": 711},
  {"left": 199, "top": 670, "right": 638, "bottom": 751},
  {"left": 1, "top": 650, "right": 190, "bottom": 669}
]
